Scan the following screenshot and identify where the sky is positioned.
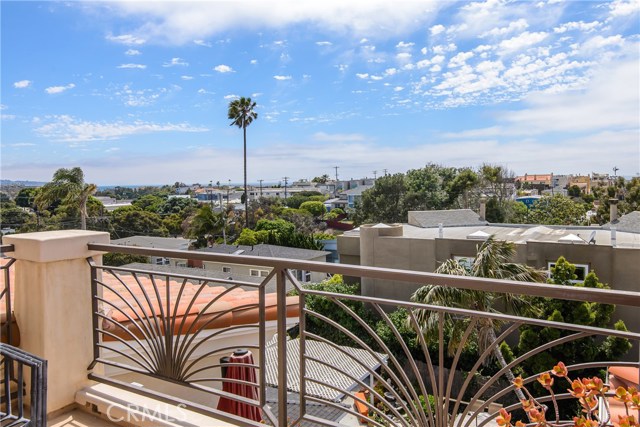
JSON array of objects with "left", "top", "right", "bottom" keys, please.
[{"left": 1, "top": 0, "right": 639, "bottom": 186}]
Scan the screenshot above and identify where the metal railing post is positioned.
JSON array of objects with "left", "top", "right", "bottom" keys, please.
[{"left": 276, "top": 268, "right": 288, "bottom": 427}]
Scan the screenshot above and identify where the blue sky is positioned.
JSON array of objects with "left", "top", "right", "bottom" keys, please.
[{"left": 1, "top": 0, "right": 639, "bottom": 186}]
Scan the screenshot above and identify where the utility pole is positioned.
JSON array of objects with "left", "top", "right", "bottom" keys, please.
[
  {"left": 282, "top": 177, "right": 289, "bottom": 200},
  {"left": 373, "top": 170, "right": 377, "bottom": 180},
  {"left": 383, "top": 168, "right": 388, "bottom": 176},
  {"left": 208, "top": 180, "right": 214, "bottom": 210},
  {"left": 227, "top": 179, "right": 231, "bottom": 209},
  {"left": 259, "top": 179, "right": 263, "bottom": 197},
  {"left": 333, "top": 166, "right": 339, "bottom": 197}
]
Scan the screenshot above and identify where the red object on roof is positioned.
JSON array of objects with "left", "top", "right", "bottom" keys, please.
[{"left": 217, "top": 349, "right": 263, "bottom": 422}]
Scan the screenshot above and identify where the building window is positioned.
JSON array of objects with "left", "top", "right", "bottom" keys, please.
[
  {"left": 222, "top": 266, "right": 232, "bottom": 273},
  {"left": 250, "top": 269, "right": 269, "bottom": 277},
  {"left": 176, "top": 261, "right": 187, "bottom": 268},
  {"left": 547, "top": 262, "right": 589, "bottom": 283},
  {"left": 295, "top": 269, "right": 312, "bottom": 282},
  {"left": 154, "top": 257, "right": 170, "bottom": 265},
  {"left": 453, "top": 256, "right": 475, "bottom": 272}
]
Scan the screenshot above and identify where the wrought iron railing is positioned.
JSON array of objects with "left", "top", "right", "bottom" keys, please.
[
  {"left": 87, "top": 243, "right": 640, "bottom": 427},
  {"left": 0, "top": 344, "right": 47, "bottom": 427},
  {"left": 0, "top": 244, "right": 47, "bottom": 427}
]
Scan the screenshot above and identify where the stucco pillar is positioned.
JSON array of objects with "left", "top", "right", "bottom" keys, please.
[
  {"left": 359, "top": 224, "right": 403, "bottom": 298},
  {"left": 4, "top": 230, "right": 110, "bottom": 414}
]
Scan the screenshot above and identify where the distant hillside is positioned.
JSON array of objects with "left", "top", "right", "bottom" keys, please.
[{"left": 0, "top": 179, "right": 45, "bottom": 187}]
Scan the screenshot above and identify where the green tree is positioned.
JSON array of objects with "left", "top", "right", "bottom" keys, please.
[
  {"left": 412, "top": 236, "right": 545, "bottom": 402},
  {"left": 299, "top": 200, "right": 326, "bottom": 217},
  {"left": 132, "top": 194, "right": 165, "bottom": 212},
  {"left": 353, "top": 173, "right": 407, "bottom": 224},
  {"left": 0, "top": 200, "right": 35, "bottom": 232},
  {"left": 312, "top": 174, "right": 330, "bottom": 184},
  {"left": 517, "top": 257, "right": 631, "bottom": 375},
  {"left": 14, "top": 187, "right": 39, "bottom": 208},
  {"left": 35, "top": 167, "right": 97, "bottom": 230},
  {"left": 255, "top": 218, "right": 296, "bottom": 236},
  {"left": 110, "top": 206, "right": 168, "bottom": 238},
  {"left": 162, "top": 213, "right": 184, "bottom": 237},
  {"left": 526, "top": 194, "right": 587, "bottom": 225},
  {"left": 228, "top": 96, "right": 258, "bottom": 228},
  {"left": 187, "top": 205, "right": 226, "bottom": 246}
]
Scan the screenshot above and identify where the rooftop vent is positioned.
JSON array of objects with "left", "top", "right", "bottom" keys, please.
[{"left": 467, "top": 230, "right": 490, "bottom": 240}]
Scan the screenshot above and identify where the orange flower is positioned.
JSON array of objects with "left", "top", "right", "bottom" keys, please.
[
  {"left": 618, "top": 414, "right": 638, "bottom": 427},
  {"left": 570, "top": 379, "right": 586, "bottom": 398},
  {"left": 552, "top": 362, "right": 568, "bottom": 377},
  {"left": 616, "top": 386, "right": 631, "bottom": 404},
  {"left": 496, "top": 408, "right": 512, "bottom": 427},
  {"left": 513, "top": 376, "right": 524, "bottom": 389},
  {"left": 528, "top": 408, "right": 546, "bottom": 424},
  {"left": 573, "top": 417, "right": 599, "bottom": 427},
  {"left": 537, "top": 372, "right": 554, "bottom": 389},
  {"left": 515, "top": 421, "right": 526, "bottom": 427}
]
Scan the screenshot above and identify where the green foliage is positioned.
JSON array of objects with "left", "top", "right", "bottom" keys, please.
[
  {"left": 132, "top": 195, "right": 165, "bottom": 212},
  {"left": 110, "top": 206, "right": 168, "bottom": 238},
  {"left": 255, "top": 218, "right": 296, "bottom": 235},
  {"left": 526, "top": 194, "right": 588, "bottom": 225},
  {"left": 517, "top": 256, "right": 631, "bottom": 376},
  {"left": 103, "top": 252, "right": 150, "bottom": 266},
  {"left": 0, "top": 200, "right": 35, "bottom": 231},
  {"left": 312, "top": 175, "right": 330, "bottom": 184},
  {"left": 301, "top": 278, "right": 377, "bottom": 347},
  {"left": 186, "top": 205, "right": 226, "bottom": 246},
  {"left": 235, "top": 228, "right": 259, "bottom": 245},
  {"left": 162, "top": 213, "right": 184, "bottom": 237},
  {"left": 299, "top": 201, "right": 326, "bottom": 217},
  {"left": 35, "top": 167, "right": 97, "bottom": 230},
  {"left": 14, "top": 187, "right": 39, "bottom": 208}
]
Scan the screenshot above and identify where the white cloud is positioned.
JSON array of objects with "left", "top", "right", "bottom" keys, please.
[
  {"left": 430, "top": 24, "right": 445, "bottom": 35},
  {"left": 553, "top": 21, "right": 601, "bottom": 34},
  {"left": 214, "top": 64, "right": 234, "bottom": 73},
  {"left": 88, "top": 2, "right": 447, "bottom": 45},
  {"left": 499, "top": 31, "right": 548, "bottom": 54},
  {"left": 394, "top": 86, "right": 404, "bottom": 92},
  {"left": 125, "top": 49, "right": 141, "bottom": 56},
  {"left": 250, "top": 59, "right": 258, "bottom": 65},
  {"left": 432, "top": 43, "right": 457, "bottom": 54},
  {"left": 45, "top": 83, "right": 76, "bottom": 94},
  {"left": 193, "top": 39, "right": 212, "bottom": 47},
  {"left": 316, "top": 41, "right": 332, "bottom": 46},
  {"left": 396, "top": 52, "right": 412, "bottom": 62},
  {"left": 396, "top": 41, "right": 414, "bottom": 49},
  {"left": 581, "top": 35, "right": 625, "bottom": 52},
  {"left": 106, "top": 33, "right": 146, "bottom": 46},
  {"left": 181, "top": 75, "right": 194, "bottom": 80},
  {"left": 608, "top": 0, "right": 640, "bottom": 17},
  {"left": 448, "top": 51, "right": 474, "bottom": 68},
  {"left": 421, "top": 47, "right": 427, "bottom": 55},
  {"left": 481, "top": 18, "right": 528, "bottom": 38},
  {"left": 370, "top": 75, "right": 383, "bottom": 81},
  {"left": 163, "top": 57, "right": 189, "bottom": 67},
  {"left": 384, "top": 68, "right": 397, "bottom": 76},
  {"left": 34, "top": 115, "right": 207, "bottom": 142},
  {"left": 117, "top": 63, "right": 147, "bottom": 69},
  {"left": 416, "top": 59, "right": 431, "bottom": 69},
  {"left": 356, "top": 73, "right": 369, "bottom": 79},
  {"left": 13, "top": 80, "right": 31, "bottom": 89},
  {"left": 224, "top": 94, "right": 239, "bottom": 100},
  {"left": 273, "top": 75, "right": 292, "bottom": 81},
  {"left": 111, "top": 84, "right": 180, "bottom": 107}
]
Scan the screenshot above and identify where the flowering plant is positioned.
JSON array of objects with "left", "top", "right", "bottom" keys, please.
[{"left": 496, "top": 362, "right": 639, "bottom": 427}]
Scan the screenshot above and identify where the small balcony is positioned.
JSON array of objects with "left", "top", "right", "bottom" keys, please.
[{"left": 1, "top": 230, "right": 639, "bottom": 426}]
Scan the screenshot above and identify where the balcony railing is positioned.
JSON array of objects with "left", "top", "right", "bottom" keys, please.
[
  {"left": 85, "top": 242, "right": 640, "bottom": 427},
  {"left": 1, "top": 244, "right": 47, "bottom": 427}
]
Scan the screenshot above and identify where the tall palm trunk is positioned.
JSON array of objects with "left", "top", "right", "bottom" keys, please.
[
  {"left": 243, "top": 125, "right": 248, "bottom": 228},
  {"left": 488, "top": 328, "right": 526, "bottom": 403}
]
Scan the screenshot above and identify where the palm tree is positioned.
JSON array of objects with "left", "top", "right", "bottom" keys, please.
[
  {"left": 228, "top": 97, "right": 257, "bottom": 228},
  {"left": 411, "top": 235, "right": 545, "bottom": 402},
  {"left": 35, "top": 167, "right": 97, "bottom": 230},
  {"left": 187, "top": 205, "right": 227, "bottom": 246}
]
